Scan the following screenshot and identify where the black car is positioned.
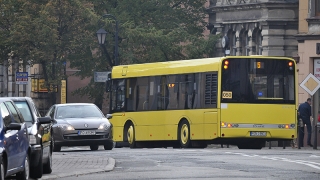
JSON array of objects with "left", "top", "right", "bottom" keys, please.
[{"left": 8, "top": 97, "right": 52, "bottom": 179}]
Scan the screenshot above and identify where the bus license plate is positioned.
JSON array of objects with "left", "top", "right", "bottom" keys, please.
[
  {"left": 250, "top": 132, "right": 266, "bottom": 136},
  {"left": 78, "top": 130, "right": 96, "bottom": 135}
]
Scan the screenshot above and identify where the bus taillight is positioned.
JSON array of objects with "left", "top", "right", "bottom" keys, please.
[
  {"left": 288, "top": 62, "right": 293, "bottom": 67},
  {"left": 223, "top": 60, "right": 229, "bottom": 69}
]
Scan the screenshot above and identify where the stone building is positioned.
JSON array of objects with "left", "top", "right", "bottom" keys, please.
[{"left": 207, "top": 0, "right": 299, "bottom": 57}]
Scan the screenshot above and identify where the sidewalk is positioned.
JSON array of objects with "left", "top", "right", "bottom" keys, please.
[{"left": 40, "top": 152, "right": 115, "bottom": 180}]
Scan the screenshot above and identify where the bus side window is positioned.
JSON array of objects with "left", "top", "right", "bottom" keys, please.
[
  {"left": 136, "top": 77, "right": 149, "bottom": 111},
  {"left": 127, "top": 78, "right": 137, "bottom": 111}
]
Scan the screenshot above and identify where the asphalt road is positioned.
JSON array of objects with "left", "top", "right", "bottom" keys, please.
[{"left": 53, "top": 145, "right": 320, "bottom": 180}]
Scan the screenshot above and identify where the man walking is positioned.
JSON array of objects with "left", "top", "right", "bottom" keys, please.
[{"left": 298, "top": 98, "right": 313, "bottom": 147}]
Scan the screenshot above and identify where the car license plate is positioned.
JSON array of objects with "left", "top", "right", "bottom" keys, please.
[
  {"left": 78, "top": 130, "right": 96, "bottom": 135},
  {"left": 250, "top": 131, "right": 267, "bottom": 136}
]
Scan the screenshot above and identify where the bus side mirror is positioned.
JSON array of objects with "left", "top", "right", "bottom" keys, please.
[{"left": 106, "top": 73, "right": 111, "bottom": 92}]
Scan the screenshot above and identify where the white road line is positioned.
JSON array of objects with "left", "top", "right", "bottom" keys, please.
[{"left": 226, "top": 152, "right": 320, "bottom": 170}]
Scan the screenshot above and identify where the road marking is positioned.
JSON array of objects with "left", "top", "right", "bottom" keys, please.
[{"left": 226, "top": 152, "right": 320, "bottom": 170}]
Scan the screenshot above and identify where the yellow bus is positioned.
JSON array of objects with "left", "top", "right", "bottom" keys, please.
[{"left": 107, "top": 56, "right": 297, "bottom": 149}]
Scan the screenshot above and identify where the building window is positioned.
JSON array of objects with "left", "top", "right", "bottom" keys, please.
[
  {"left": 253, "top": 30, "right": 263, "bottom": 55},
  {"left": 241, "top": 31, "right": 250, "bottom": 56},
  {"left": 316, "top": 0, "right": 320, "bottom": 16},
  {"left": 227, "top": 30, "right": 237, "bottom": 56},
  {"left": 232, "top": 33, "right": 237, "bottom": 55}
]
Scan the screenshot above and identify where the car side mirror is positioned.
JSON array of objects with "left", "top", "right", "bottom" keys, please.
[
  {"left": 5, "top": 123, "right": 21, "bottom": 131},
  {"left": 38, "top": 116, "right": 52, "bottom": 124},
  {"left": 106, "top": 114, "right": 112, "bottom": 119}
]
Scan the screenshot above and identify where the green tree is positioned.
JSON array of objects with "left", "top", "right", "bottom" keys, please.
[{"left": 1, "top": 0, "right": 218, "bottom": 110}]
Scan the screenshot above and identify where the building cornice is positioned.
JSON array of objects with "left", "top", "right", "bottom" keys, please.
[
  {"left": 295, "top": 34, "right": 320, "bottom": 43},
  {"left": 207, "top": 2, "right": 298, "bottom": 13}
]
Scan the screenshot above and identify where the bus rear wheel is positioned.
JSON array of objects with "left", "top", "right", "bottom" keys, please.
[
  {"left": 127, "top": 124, "right": 136, "bottom": 148},
  {"left": 179, "top": 120, "right": 191, "bottom": 148}
]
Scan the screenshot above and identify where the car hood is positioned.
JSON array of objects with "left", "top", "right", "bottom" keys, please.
[{"left": 56, "top": 118, "right": 110, "bottom": 129}]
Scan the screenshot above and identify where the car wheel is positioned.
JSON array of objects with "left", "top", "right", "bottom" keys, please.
[
  {"left": 52, "top": 136, "right": 61, "bottom": 152},
  {"left": 90, "top": 145, "right": 99, "bottom": 151},
  {"left": 104, "top": 142, "right": 114, "bottom": 150},
  {"left": 16, "top": 154, "right": 29, "bottom": 180},
  {"left": 178, "top": 120, "right": 191, "bottom": 148},
  {"left": 43, "top": 147, "right": 52, "bottom": 174},
  {"left": 0, "top": 160, "right": 5, "bottom": 180},
  {"left": 127, "top": 124, "right": 136, "bottom": 148},
  {"left": 30, "top": 150, "right": 43, "bottom": 178}
]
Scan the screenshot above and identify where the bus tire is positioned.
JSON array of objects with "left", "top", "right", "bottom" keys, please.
[
  {"left": 127, "top": 124, "right": 136, "bottom": 148},
  {"left": 178, "top": 120, "right": 191, "bottom": 148}
]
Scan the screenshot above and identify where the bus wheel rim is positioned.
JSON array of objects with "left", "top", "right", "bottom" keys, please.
[
  {"left": 128, "top": 126, "right": 134, "bottom": 144},
  {"left": 181, "top": 124, "right": 189, "bottom": 144}
]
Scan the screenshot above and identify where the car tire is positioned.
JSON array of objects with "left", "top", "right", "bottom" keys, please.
[
  {"left": 16, "top": 154, "right": 30, "bottom": 180},
  {"left": 43, "top": 147, "right": 52, "bottom": 174},
  {"left": 30, "top": 151, "right": 43, "bottom": 178},
  {"left": 52, "top": 136, "right": 61, "bottom": 152},
  {"left": 104, "top": 142, "right": 114, "bottom": 150},
  {"left": 90, "top": 145, "right": 99, "bottom": 151},
  {"left": 0, "top": 160, "right": 5, "bottom": 180}
]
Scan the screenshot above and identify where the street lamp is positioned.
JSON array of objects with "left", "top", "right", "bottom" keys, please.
[{"left": 96, "top": 14, "right": 119, "bottom": 66}]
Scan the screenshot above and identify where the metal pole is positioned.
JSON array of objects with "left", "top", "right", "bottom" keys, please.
[{"left": 313, "top": 92, "right": 318, "bottom": 149}]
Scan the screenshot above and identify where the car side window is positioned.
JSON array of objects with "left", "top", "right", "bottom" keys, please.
[
  {"left": 5, "top": 101, "right": 24, "bottom": 123},
  {"left": 31, "top": 101, "right": 41, "bottom": 117},
  {"left": 46, "top": 106, "right": 55, "bottom": 119},
  {"left": 0, "top": 102, "right": 12, "bottom": 127}
]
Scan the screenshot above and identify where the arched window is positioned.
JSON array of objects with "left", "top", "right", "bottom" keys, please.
[
  {"left": 240, "top": 31, "right": 250, "bottom": 56},
  {"left": 227, "top": 30, "right": 236, "bottom": 55},
  {"left": 252, "top": 28, "right": 263, "bottom": 55},
  {"left": 232, "top": 32, "right": 237, "bottom": 55},
  {"left": 257, "top": 31, "right": 263, "bottom": 55}
]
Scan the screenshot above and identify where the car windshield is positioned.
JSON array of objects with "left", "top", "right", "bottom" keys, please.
[
  {"left": 14, "top": 101, "right": 33, "bottom": 122},
  {"left": 55, "top": 105, "right": 104, "bottom": 119}
]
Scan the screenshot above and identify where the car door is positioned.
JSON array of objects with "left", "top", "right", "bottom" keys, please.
[
  {"left": 31, "top": 100, "right": 51, "bottom": 158},
  {"left": 4, "top": 101, "right": 28, "bottom": 168},
  {"left": 0, "top": 102, "right": 20, "bottom": 171}
]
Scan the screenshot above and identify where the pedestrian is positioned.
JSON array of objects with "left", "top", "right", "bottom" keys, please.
[{"left": 298, "top": 98, "right": 313, "bottom": 147}]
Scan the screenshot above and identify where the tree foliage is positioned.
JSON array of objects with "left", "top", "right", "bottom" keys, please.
[{"left": 0, "top": 0, "right": 218, "bottom": 109}]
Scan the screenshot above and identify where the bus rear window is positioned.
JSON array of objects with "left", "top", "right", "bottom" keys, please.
[{"left": 221, "top": 58, "right": 295, "bottom": 104}]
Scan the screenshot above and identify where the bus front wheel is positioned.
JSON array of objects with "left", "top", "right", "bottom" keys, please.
[
  {"left": 127, "top": 124, "right": 136, "bottom": 148},
  {"left": 179, "top": 120, "right": 191, "bottom": 148}
]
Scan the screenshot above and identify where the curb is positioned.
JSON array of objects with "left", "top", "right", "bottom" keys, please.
[{"left": 40, "top": 158, "right": 115, "bottom": 180}]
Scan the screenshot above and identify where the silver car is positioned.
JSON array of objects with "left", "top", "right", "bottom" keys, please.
[{"left": 45, "top": 103, "right": 113, "bottom": 152}]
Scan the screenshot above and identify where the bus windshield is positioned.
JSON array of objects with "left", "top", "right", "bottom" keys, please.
[
  {"left": 111, "top": 79, "right": 126, "bottom": 113},
  {"left": 221, "top": 58, "right": 295, "bottom": 104}
]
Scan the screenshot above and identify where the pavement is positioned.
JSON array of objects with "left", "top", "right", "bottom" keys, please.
[
  {"left": 39, "top": 143, "right": 317, "bottom": 180},
  {"left": 40, "top": 151, "right": 115, "bottom": 180}
]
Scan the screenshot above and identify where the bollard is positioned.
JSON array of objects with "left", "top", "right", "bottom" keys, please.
[{"left": 283, "top": 141, "right": 286, "bottom": 149}]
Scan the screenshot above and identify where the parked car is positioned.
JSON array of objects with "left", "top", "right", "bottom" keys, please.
[
  {"left": 46, "top": 103, "right": 113, "bottom": 152},
  {"left": 0, "top": 98, "right": 30, "bottom": 180},
  {"left": 8, "top": 97, "right": 52, "bottom": 178}
]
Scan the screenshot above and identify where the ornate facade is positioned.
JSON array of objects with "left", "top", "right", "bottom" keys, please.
[{"left": 207, "top": 0, "right": 299, "bottom": 57}]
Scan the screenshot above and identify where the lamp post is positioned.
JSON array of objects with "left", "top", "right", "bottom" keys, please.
[{"left": 96, "top": 14, "right": 119, "bottom": 66}]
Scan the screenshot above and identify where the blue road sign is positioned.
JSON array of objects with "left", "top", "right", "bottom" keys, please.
[{"left": 16, "top": 72, "right": 28, "bottom": 85}]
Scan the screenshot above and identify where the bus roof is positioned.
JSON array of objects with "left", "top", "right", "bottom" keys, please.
[{"left": 111, "top": 56, "right": 294, "bottom": 79}]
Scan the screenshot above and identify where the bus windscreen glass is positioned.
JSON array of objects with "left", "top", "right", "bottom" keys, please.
[{"left": 221, "top": 58, "right": 295, "bottom": 104}]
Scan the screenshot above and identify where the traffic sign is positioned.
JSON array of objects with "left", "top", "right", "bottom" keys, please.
[
  {"left": 16, "top": 72, "right": 28, "bottom": 85},
  {"left": 94, "top": 72, "right": 110, "bottom": 83},
  {"left": 300, "top": 73, "right": 320, "bottom": 96}
]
